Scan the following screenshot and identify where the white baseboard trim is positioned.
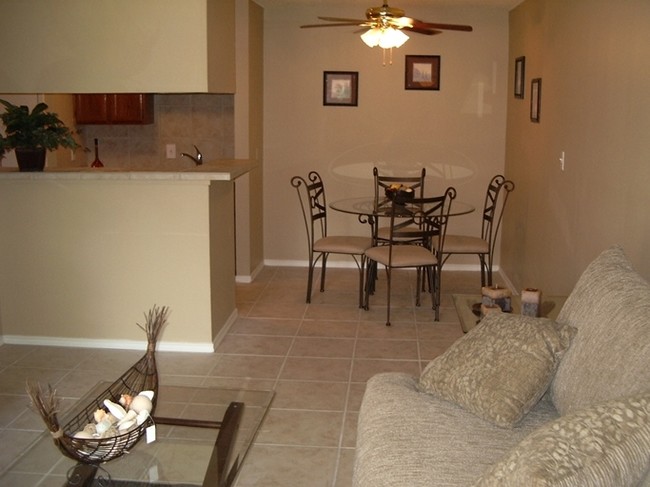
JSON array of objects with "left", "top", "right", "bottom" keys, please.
[
  {"left": 212, "top": 308, "right": 239, "bottom": 349},
  {"left": 235, "top": 261, "right": 265, "bottom": 283},
  {"left": 0, "top": 334, "right": 215, "bottom": 353},
  {"left": 264, "top": 259, "right": 490, "bottom": 273}
]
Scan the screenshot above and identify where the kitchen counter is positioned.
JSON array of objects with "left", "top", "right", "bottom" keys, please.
[
  {"left": 0, "top": 161, "right": 255, "bottom": 352},
  {"left": 0, "top": 159, "right": 257, "bottom": 181}
]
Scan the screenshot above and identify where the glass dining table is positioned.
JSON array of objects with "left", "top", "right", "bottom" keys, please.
[
  {"left": 330, "top": 196, "right": 475, "bottom": 303},
  {"left": 330, "top": 195, "right": 475, "bottom": 241}
]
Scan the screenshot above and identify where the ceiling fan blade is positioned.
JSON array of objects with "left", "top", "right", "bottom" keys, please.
[
  {"left": 409, "top": 27, "right": 443, "bottom": 36},
  {"left": 317, "top": 16, "right": 369, "bottom": 23},
  {"left": 410, "top": 18, "right": 473, "bottom": 32},
  {"left": 301, "top": 23, "right": 366, "bottom": 29}
]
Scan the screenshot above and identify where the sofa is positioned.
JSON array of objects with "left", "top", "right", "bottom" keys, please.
[{"left": 353, "top": 246, "right": 650, "bottom": 486}]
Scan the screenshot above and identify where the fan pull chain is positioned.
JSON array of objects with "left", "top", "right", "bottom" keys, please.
[{"left": 382, "top": 47, "right": 395, "bottom": 67}]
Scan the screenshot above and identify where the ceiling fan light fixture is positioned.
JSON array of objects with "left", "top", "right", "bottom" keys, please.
[
  {"left": 360, "top": 27, "right": 382, "bottom": 47},
  {"left": 379, "top": 27, "right": 409, "bottom": 49},
  {"left": 361, "top": 26, "right": 409, "bottom": 49}
]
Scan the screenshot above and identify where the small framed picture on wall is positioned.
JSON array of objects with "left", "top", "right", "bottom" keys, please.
[
  {"left": 405, "top": 55, "right": 441, "bottom": 90},
  {"left": 514, "top": 56, "right": 525, "bottom": 98},
  {"left": 323, "top": 71, "right": 359, "bottom": 106},
  {"left": 530, "top": 78, "right": 541, "bottom": 122}
]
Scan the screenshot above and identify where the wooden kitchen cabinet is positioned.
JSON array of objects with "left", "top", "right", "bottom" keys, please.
[{"left": 74, "top": 94, "right": 154, "bottom": 124}]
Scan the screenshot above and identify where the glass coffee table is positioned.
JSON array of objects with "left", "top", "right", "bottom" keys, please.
[
  {"left": 453, "top": 293, "right": 567, "bottom": 333},
  {"left": 1, "top": 383, "right": 274, "bottom": 486}
]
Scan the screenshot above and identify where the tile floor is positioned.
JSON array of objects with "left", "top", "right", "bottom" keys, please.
[{"left": 0, "top": 267, "right": 488, "bottom": 486}]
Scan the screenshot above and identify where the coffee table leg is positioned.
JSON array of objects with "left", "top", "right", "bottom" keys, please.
[{"left": 203, "top": 401, "right": 245, "bottom": 487}]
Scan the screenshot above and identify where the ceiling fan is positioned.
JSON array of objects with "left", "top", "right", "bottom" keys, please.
[{"left": 300, "top": 2, "right": 473, "bottom": 41}]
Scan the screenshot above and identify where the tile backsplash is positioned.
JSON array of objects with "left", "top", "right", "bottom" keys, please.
[{"left": 77, "top": 94, "right": 234, "bottom": 170}]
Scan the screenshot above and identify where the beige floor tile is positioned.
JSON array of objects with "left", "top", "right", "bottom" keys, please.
[
  {"left": 289, "top": 337, "right": 356, "bottom": 358},
  {"left": 304, "top": 304, "right": 362, "bottom": 322},
  {"left": 236, "top": 445, "right": 337, "bottom": 487},
  {"left": 354, "top": 338, "right": 419, "bottom": 360},
  {"left": 335, "top": 448, "right": 356, "bottom": 487},
  {"left": 210, "top": 355, "right": 285, "bottom": 380},
  {"left": 350, "top": 359, "right": 420, "bottom": 382},
  {"left": 247, "top": 301, "right": 308, "bottom": 319},
  {"left": 229, "top": 317, "right": 301, "bottom": 336},
  {"left": 215, "top": 335, "right": 294, "bottom": 356},
  {"left": 273, "top": 381, "right": 348, "bottom": 411},
  {"left": 257, "top": 409, "right": 343, "bottom": 447},
  {"left": 280, "top": 357, "right": 352, "bottom": 382},
  {"left": 298, "top": 320, "right": 359, "bottom": 338}
]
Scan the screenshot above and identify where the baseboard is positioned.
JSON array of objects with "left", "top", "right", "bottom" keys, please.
[
  {"left": 264, "top": 258, "right": 489, "bottom": 272},
  {"left": 0, "top": 334, "right": 215, "bottom": 353},
  {"left": 212, "top": 308, "right": 239, "bottom": 349},
  {"left": 235, "top": 260, "right": 265, "bottom": 283}
]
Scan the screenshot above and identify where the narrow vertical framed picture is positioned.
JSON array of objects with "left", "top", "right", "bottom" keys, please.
[
  {"left": 530, "top": 78, "right": 541, "bottom": 122},
  {"left": 405, "top": 55, "right": 441, "bottom": 90},
  {"left": 323, "top": 71, "right": 358, "bottom": 106},
  {"left": 514, "top": 56, "right": 525, "bottom": 98}
]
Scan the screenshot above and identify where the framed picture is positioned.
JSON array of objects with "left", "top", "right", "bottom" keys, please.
[
  {"left": 530, "top": 78, "right": 541, "bottom": 122},
  {"left": 323, "top": 71, "right": 358, "bottom": 106},
  {"left": 405, "top": 55, "right": 440, "bottom": 90},
  {"left": 514, "top": 56, "right": 525, "bottom": 99}
]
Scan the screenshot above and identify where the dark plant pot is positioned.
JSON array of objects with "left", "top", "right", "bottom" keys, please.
[{"left": 15, "top": 147, "right": 46, "bottom": 172}]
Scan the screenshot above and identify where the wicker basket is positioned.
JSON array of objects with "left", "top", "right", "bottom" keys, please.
[{"left": 27, "top": 305, "right": 169, "bottom": 464}]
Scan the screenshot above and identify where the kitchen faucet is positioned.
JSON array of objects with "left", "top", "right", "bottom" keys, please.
[{"left": 180, "top": 145, "right": 203, "bottom": 166}]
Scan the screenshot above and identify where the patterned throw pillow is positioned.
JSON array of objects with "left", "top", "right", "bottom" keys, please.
[
  {"left": 473, "top": 393, "right": 650, "bottom": 486},
  {"left": 418, "top": 312, "right": 575, "bottom": 428}
]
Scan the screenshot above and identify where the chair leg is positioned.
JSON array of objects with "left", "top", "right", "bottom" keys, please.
[
  {"left": 306, "top": 259, "right": 315, "bottom": 304},
  {"left": 479, "top": 254, "right": 488, "bottom": 287},
  {"left": 433, "top": 265, "right": 440, "bottom": 321},
  {"left": 320, "top": 253, "right": 329, "bottom": 292},
  {"left": 358, "top": 255, "right": 366, "bottom": 308},
  {"left": 385, "top": 266, "right": 392, "bottom": 326}
]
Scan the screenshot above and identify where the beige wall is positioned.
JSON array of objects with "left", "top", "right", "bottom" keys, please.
[
  {"left": 235, "top": 0, "right": 265, "bottom": 280},
  {"left": 263, "top": 4, "right": 509, "bottom": 266},
  {"left": 502, "top": 0, "right": 650, "bottom": 294}
]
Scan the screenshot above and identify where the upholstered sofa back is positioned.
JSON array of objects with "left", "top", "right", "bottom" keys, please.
[{"left": 551, "top": 246, "right": 650, "bottom": 415}]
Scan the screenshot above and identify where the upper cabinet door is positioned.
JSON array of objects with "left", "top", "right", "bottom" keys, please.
[
  {"left": 0, "top": 0, "right": 235, "bottom": 94},
  {"left": 74, "top": 94, "right": 154, "bottom": 125}
]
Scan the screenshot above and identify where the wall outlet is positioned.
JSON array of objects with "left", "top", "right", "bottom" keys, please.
[{"left": 166, "top": 144, "right": 176, "bottom": 159}]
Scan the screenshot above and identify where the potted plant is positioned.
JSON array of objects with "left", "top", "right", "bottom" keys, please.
[{"left": 0, "top": 99, "right": 80, "bottom": 171}]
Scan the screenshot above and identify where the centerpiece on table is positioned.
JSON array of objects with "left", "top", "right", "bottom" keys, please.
[
  {"left": 0, "top": 98, "right": 80, "bottom": 171},
  {"left": 385, "top": 183, "right": 415, "bottom": 205}
]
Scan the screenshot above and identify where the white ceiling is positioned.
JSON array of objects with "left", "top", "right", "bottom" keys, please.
[{"left": 256, "top": 0, "right": 522, "bottom": 9}]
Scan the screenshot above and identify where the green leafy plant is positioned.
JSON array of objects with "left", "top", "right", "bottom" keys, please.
[{"left": 0, "top": 99, "right": 80, "bottom": 158}]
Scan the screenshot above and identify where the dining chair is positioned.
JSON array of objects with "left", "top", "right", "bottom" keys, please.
[
  {"left": 440, "top": 174, "right": 515, "bottom": 287},
  {"left": 373, "top": 167, "right": 427, "bottom": 243},
  {"left": 364, "top": 187, "right": 456, "bottom": 326},
  {"left": 291, "top": 171, "right": 373, "bottom": 308}
]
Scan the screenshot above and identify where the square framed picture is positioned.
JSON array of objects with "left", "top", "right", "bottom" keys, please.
[
  {"left": 323, "top": 71, "right": 358, "bottom": 106},
  {"left": 530, "top": 78, "right": 541, "bottom": 122},
  {"left": 405, "top": 55, "right": 440, "bottom": 90},
  {"left": 514, "top": 56, "right": 525, "bottom": 99}
]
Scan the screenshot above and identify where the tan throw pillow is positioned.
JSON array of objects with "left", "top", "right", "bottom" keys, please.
[
  {"left": 473, "top": 393, "right": 650, "bottom": 486},
  {"left": 419, "top": 312, "right": 575, "bottom": 427}
]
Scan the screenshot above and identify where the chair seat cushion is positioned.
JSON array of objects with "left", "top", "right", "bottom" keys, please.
[
  {"left": 365, "top": 244, "right": 437, "bottom": 268},
  {"left": 314, "top": 236, "right": 372, "bottom": 255},
  {"left": 444, "top": 234, "right": 489, "bottom": 254}
]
